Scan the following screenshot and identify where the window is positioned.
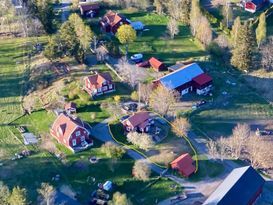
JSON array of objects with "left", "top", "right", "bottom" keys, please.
[
  {"left": 109, "top": 84, "right": 113, "bottom": 89},
  {"left": 81, "top": 136, "right": 85, "bottom": 142},
  {"left": 97, "top": 88, "right": 102, "bottom": 92},
  {"left": 72, "top": 139, "right": 77, "bottom": 146},
  {"left": 76, "top": 131, "right": 81, "bottom": 137},
  {"left": 102, "top": 86, "right": 108, "bottom": 91}
]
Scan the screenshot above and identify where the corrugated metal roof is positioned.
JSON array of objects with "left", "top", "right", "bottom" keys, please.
[
  {"left": 159, "top": 63, "right": 204, "bottom": 90},
  {"left": 203, "top": 166, "right": 265, "bottom": 205}
]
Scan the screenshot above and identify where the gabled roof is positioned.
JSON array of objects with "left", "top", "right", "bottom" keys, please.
[
  {"left": 51, "top": 113, "right": 85, "bottom": 141},
  {"left": 203, "top": 166, "right": 265, "bottom": 205},
  {"left": 192, "top": 73, "right": 212, "bottom": 86},
  {"left": 159, "top": 63, "right": 204, "bottom": 90},
  {"left": 79, "top": 3, "right": 100, "bottom": 12},
  {"left": 171, "top": 153, "right": 195, "bottom": 177},
  {"left": 104, "top": 11, "right": 124, "bottom": 27},
  {"left": 85, "top": 72, "right": 113, "bottom": 89},
  {"left": 149, "top": 57, "right": 164, "bottom": 70},
  {"left": 123, "top": 112, "right": 150, "bottom": 128}
]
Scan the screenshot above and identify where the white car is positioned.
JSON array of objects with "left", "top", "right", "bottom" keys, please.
[{"left": 130, "top": 54, "right": 143, "bottom": 62}]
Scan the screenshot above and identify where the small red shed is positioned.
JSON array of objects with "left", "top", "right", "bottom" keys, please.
[
  {"left": 171, "top": 153, "right": 195, "bottom": 177},
  {"left": 149, "top": 57, "right": 166, "bottom": 72}
]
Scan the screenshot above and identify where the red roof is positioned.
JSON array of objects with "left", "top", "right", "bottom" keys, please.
[
  {"left": 124, "top": 112, "right": 150, "bottom": 128},
  {"left": 104, "top": 11, "right": 123, "bottom": 27},
  {"left": 171, "top": 153, "right": 195, "bottom": 177},
  {"left": 192, "top": 73, "right": 212, "bottom": 86},
  {"left": 85, "top": 72, "right": 113, "bottom": 89},
  {"left": 149, "top": 57, "right": 164, "bottom": 70},
  {"left": 65, "top": 102, "right": 77, "bottom": 110},
  {"left": 79, "top": 3, "right": 100, "bottom": 12},
  {"left": 51, "top": 114, "right": 84, "bottom": 142}
]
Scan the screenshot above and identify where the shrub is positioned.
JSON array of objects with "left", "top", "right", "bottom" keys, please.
[{"left": 132, "top": 160, "right": 151, "bottom": 181}]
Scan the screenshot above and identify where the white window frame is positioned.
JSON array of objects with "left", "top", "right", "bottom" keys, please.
[
  {"left": 72, "top": 139, "right": 77, "bottom": 146},
  {"left": 102, "top": 86, "right": 108, "bottom": 91},
  {"left": 109, "top": 84, "right": 113, "bottom": 89},
  {"left": 76, "top": 131, "right": 81, "bottom": 137},
  {"left": 97, "top": 87, "right": 102, "bottom": 92},
  {"left": 81, "top": 136, "right": 85, "bottom": 142}
]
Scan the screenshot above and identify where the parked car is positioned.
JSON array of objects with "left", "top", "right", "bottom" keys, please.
[
  {"left": 122, "top": 102, "right": 138, "bottom": 112},
  {"left": 130, "top": 54, "right": 143, "bottom": 63},
  {"left": 255, "top": 128, "right": 273, "bottom": 136}
]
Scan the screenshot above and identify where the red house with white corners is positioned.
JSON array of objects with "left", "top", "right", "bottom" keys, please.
[
  {"left": 170, "top": 153, "right": 196, "bottom": 177},
  {"left": 100, "top": 11, "right": 129, "bottom": 34},
  {"left": 84, "top": 72, "right": 115, "bottom": 97},
  {"left": 245, "top": 0, "right": 269, "bottom": 13},
  {"left": 50, "top": 113, "right": 93, "bottom": 153},
  {"left": 122, "top": 112, "right": 152, "bottom": 133}
]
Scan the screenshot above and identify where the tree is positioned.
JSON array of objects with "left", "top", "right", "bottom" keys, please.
[
  {"left": 109, "top": 192, "right": 132, "bottom": 205},
  {"left": 172, "top": 117, "right": 191, "bottom": 137},
  {"left": 37, "top": 183, "right": 56, "bottom": 205},
  {"left": 117, "top": 57, "right": 147, "bottom": 88},
  {"left": 153, "top": 0, "right": 164, "bottom": 14},
  {"left": 116, "top": 25, "right": 136, "bottom": 56},
  {"left": 190, "top": 0, "right": 202, "bottom": 36},
  {"left": 260, "top": 37, "right": 273, "bottom": 71},
  {"left": 132, "top": 160, "right": 151, "bottom": 181},
  {"left": 167, "top": 18, "right": 179, "bottom": 39},
  {"left": 149, "top": 86, "right": 179, "bottom": 116},
  {"left": 0, "top": 181, "right": 10, "bottom": 205},
  {"left": 231, "top": 17, "right": 241, "bottom": 47},
  {"left": 222, "top": 1, "right": 233, "bottom": 28},
  {"left": 196, "top": 16, "right": 213, "bottom": 45},
  {"left": 101, "top": 142, "right": 125, "bottom": 159},
  {"left": 256, "top": 12, "right": 267, "bottom": 48},
  {"left": 231, "top": 21, "right": 255, "bottom": 71},
  {"left": 44, "top": 36, "right": 62, "bottom": 61},
  {"left": 8, "top": 186, "right": 27, "bottom": 205},
  {"left": 127, "top": 132, "right": 155, "bottom": 151},
  {"left": 166, "top": 0, "right": 191, "bottom": 24},
  {"left": 139, "top": 83, "right": 153, "bottom": 105},
  {"left": 71, "top": 0, "right": 79, "bottom": 9}
]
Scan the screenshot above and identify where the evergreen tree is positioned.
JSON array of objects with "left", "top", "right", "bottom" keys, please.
[
  {"left": 44, "top": 35, "right": 62, "bottom": 61},
  {"left": 231, "top": 21, "right": 256, "bottom": 71},
  {"left": 231, "top": 17, "right": 241, "bottom": 47},
  {"left": 8, "top": 187, "right": 27, "bottom": 205},
  {"left": 256, "top": 12, "right": 267, "bottom": 48}
]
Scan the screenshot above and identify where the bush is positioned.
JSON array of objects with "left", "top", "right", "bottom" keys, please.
[
  {"left": 130, "top": 91, "right": 138, "bottom": 101},
  {"left": 78, "top": 92, "right": 90, "bottom": 103},
  {"left": 127, "top": 132, "right": 155, "bottom": 151}
]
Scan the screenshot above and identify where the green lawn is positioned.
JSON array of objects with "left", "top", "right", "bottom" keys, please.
[
  {"left": 124, "top": 12, "right": 206, "bottom": 65},
  {"left": 267, "top": 14, "right": 273, "bottom": 36}
]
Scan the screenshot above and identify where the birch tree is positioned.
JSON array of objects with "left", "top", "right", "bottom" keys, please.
[
  {"left": 256, "top": 12, "right": 267, "bottom": 48},
  {"left": 167, "top": 18, "right": 179, "bottom": 39}
]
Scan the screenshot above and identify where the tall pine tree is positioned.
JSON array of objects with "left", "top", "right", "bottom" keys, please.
[
  {"left": 256, "top": 12, "right": 267, "bottom": 48},
  {"left": 231, "top": 21, "right": 256, "bottom": 71}
]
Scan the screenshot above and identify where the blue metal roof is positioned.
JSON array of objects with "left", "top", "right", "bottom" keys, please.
[
  {"left": 159, "top": 63, "right": 204, "bottom": 90},
  {"left": 203, "top": 166, "right": 265, "bottom": 205}
]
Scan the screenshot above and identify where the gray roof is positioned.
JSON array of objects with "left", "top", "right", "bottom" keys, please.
[
  {"left": 203, "top": 166, "right": 265, "bottom": 205},
  {"left": 159, "top": 63, "right": 204, "bottom": 90}
]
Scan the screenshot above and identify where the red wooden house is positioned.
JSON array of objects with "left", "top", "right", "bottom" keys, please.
[
  {"left": 149, "top": 57, "right": 166, "bottom": 72},
  {"left": 154, "top": 63, "right": 213, "bottom": 96},
  {"left": 245, "top": 0, "right": 269, "bottom": 13},
  {"left": 84, "top": 72, "right": 115, "bottom": 96},
  {"left": 50, "top": 113, "right": 93, "bottom": 153},
  {"left": 170, "top": 153, "right": 195, "bottom": 177},
  {"left": 122, "top": 112, "right": 152, "bottom": 133},
  {"left": 100, "top": 11, "right": 129, "bottom": 34},
  {"left": 79, "top": 3, "right": 100, "bottom": 17}
]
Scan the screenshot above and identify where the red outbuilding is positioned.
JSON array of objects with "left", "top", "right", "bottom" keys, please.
[
  {"left": 170, "top": 153, "right": 196, "bottom": 177},
  {"left": 149, "top": 57, "right": 166, "bottom": 72},
  {"left": 50, "top": 114, "right": 93, "bottom": 153}
]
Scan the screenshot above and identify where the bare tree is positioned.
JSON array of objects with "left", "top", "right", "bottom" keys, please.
[
  {"left": 260, "top": 37, "right": 273, "bottom": 71},
  {"left": 196, "top": 16, "right": 213, "bottom": 46},
  {"left": 127, "top": 132, "right": 155, "bottom": 151},
  {"left": 109, "top": 192, "right": 132, "bottom": 205},
  {"left": 117, "top": 57, "right": 148, "bottom": 88},
  {"left": 132, "top": 160, "right": 151, "bottom": 181},
  {"left": 207, "top": 140, "right": 218, "bottom": 159},
  {"left": 139, "top": 83, "right": 153, "bottom": 105},
  {"left": 37, "top": 183, "right": 56, "bottom": 205},
  {"left": 228, "top": 123, "right": 250, "bottom": 159},
  {"left": 167, "top": 18, "right": 179, "bottom": 39},
  {"left": 172, "top": 117, "right": 191, "bottom": 137},
  {"left": 246, "top": 135, "right": 273, "bottom": 169},
  {"left": 95, "top": 46, "right": 109, "bottom": 62},
  {"left": 149, "top": 86, "right": 179, "bottom": 116}
]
